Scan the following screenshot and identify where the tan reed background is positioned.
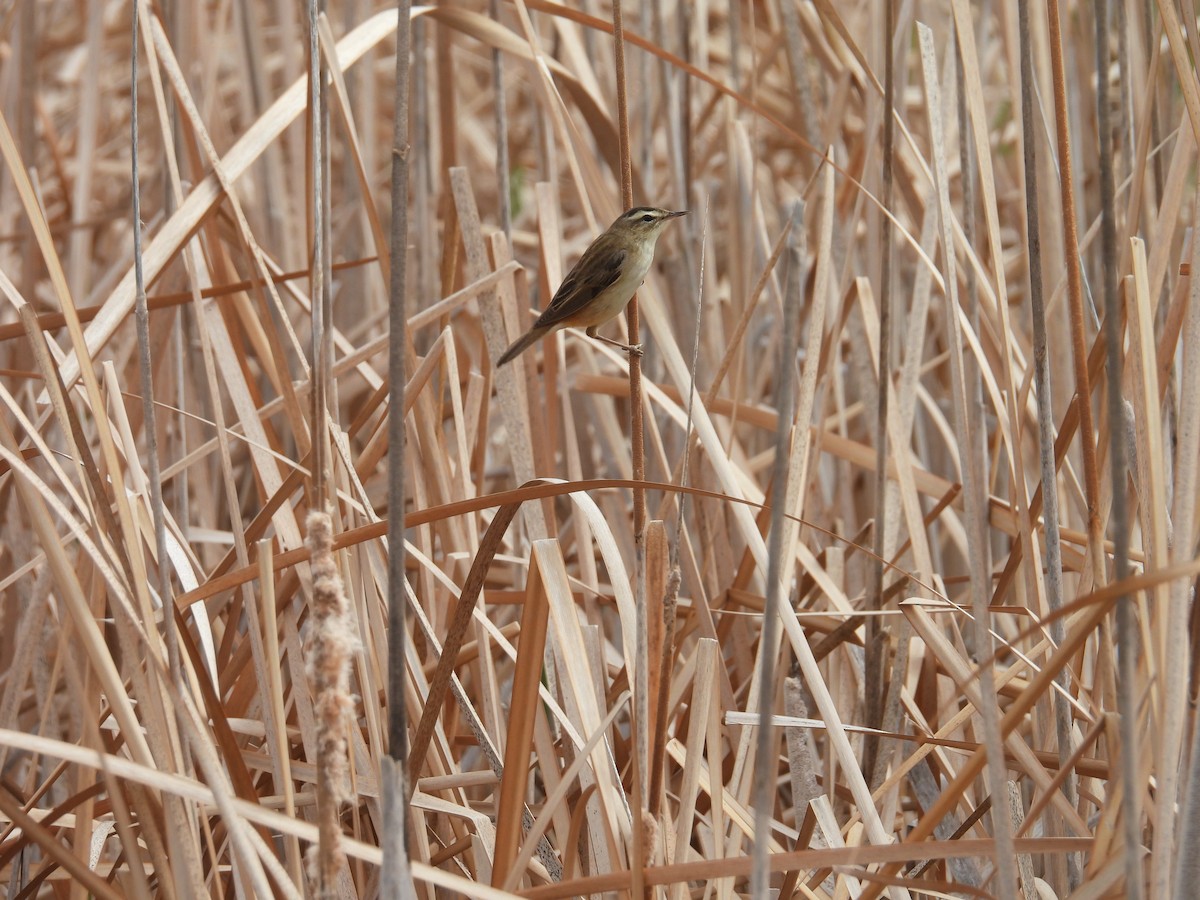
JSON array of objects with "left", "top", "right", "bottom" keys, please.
[{"left": 0, "top": 1, "right": 1198, "bottom": 897}]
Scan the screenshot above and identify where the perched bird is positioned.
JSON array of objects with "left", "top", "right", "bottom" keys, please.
[{"left": 496, "top": 206, "right": 687, "bottom": 366}]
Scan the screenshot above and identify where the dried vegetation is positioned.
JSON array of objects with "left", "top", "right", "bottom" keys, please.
[{"left": 1, "top": 0, "right": 1198, "bottom": 897}]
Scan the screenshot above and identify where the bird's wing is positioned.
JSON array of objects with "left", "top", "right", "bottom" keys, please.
[{"left": 534, "top": 244, "right": 627, "bottom": 327}]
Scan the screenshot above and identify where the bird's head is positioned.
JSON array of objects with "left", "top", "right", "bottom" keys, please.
[{"left": 612, "top": 206, "right": 688, "bottom": 240}]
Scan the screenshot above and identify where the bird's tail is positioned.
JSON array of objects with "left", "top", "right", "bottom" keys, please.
[{"left": 496, "top": 327, "right": 550, "bottom": 367}]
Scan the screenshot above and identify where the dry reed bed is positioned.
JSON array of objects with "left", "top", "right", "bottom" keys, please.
[{"left": 0, "top": 0, "right": 1197, "bottom": 897}]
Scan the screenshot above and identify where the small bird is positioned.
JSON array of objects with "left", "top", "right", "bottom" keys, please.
[{"left": 496, "top": 206, "right": 687, "bottom": 366}]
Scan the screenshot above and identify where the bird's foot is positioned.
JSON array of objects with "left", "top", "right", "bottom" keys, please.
[{"left": 625, "top": 342, "right": 644, "bottom": 359}]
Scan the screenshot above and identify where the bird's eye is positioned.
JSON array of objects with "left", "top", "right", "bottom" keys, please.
[{"left": 642, "top": 214, "right": 654, "bottom": 223}]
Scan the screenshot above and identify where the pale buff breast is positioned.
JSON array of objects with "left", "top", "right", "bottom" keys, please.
[{"left": 564, "top": 237, "right": 657, "bottom": 328}]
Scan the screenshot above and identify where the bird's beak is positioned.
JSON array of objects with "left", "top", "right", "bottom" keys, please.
[{"left": 667, "top": 210, "right": 689, "bottom": 218}]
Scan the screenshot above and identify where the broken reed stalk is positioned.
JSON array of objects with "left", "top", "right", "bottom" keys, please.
[
  {"left": 750, "top": 198, "right": 804, "bottom": 900},
  {"left": 308, "top": 0, "right": 331, "bottom": 507},
  {"left": 1093, "top": 1, "right": 1141, "bottom": 896},
  {"left": 1170, "top": 189, "right": 1200, "bottom": 898},
  {"left": 383, "top": 0, "right": 415, "bottom": 896}
]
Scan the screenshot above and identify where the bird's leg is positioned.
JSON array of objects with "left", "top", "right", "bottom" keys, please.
[{"left": 585, "top": 326, "right": 643, "bottom": 358}]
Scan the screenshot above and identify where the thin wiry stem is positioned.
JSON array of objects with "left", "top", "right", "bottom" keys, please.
[
  {"left": 1046, "top": 0, "right": 1103, "bottom": 566},
  {"left": 1018, "top": 0, "right": 1081, "bottom": 890},
  {"left": 130, "top": 0, "right": 179, "bottom": 720},
  {"left": 162, "top": 0, "right": 187, "bottom": 539},
  {"left": 955, "top": 23, "right": 986, "bottom": 583},
  {"left": 1094, "top": 2, "right": 1141, "bottom": 897},
  {"left": 672, "top": 194, "right": 709, "bottom": 566},
  {"left": 611, "top": 2, "right": 644, "bottom": 540},
  {"left": 649, "top": 196, "right": 709, "bottom": 822},
  {"left": 611, "top": 3, "right": 650, "bottom": 893},
  {"left": 864, "top": 0, "right": 896, "bottom": 788},
  {"left": 132, "top": 5, "right": 202, "bottom": 887},
  {"left": 750, "top": 199, "right": 805, "bottom": 900}
]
